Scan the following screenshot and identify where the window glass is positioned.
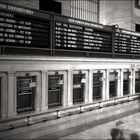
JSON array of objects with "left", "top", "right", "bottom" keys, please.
[
  {"left": 70, "top": 0, "right": 99, "bottom": 22},
  {"left": 39, "top": 0, "right": 62, "bottom": 14}
]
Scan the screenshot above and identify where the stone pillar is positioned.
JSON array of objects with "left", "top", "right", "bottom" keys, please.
[
  {"left": 132, "top": 68, "right": 136, "bottom": 95},
  {"left": 61, "top": 71, "right": 67, "bottom": 107},
  {"left": 129, "top": 69, "right": 133, "bottom": 95},
  {"left": 105, "top": 69, "right": 109, "bottom": 100},
  {"left": 116, "top": 70, "right": 121, "bottom": 97},
  {"left": 41, "top": 71, "right": 48, "bottom": 111},
  {"left": 67, "top": 70, "right": 73, "bottom": 106},
  {"left": 7, "top": 72, "right": 16, "bottom": 118},
  {"left": 120, "top": 69, "right": 124, "bottom": 97},
  {"left": 0, "top": 74, "right": 7, "bottom": 118},
  {"left": 101, "top": 70, "right": 106, "bottom": 100},
  {"left": 83, "top": 71, "right": 89, "bottom": 104},
  {"left": 88, "top": 70, "right": 93, "bottom": 103}
]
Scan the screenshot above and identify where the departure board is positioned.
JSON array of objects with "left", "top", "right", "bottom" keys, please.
[
  {"left": 55, "top": 21, "right": 112, "bottom": 52},
  {"left": 115, "top": 30, "right": 140, "bottom": 54},
  {"left": 0, "top": 3, "right": 50, "bottom": 48}
]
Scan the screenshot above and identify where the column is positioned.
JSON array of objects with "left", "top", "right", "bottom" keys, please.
[
  {"left": 83, "top": 71, "right": 89, "bottom": 104},
  {"left": 129, "top": 69, "right": 133, "bottom": 95},
  {"left": 105, "top": 69, "right": 109, "bottom": 100},
  {"left": 116, "top": 70, "right": 121, "bottom": 97},
  {"left": 120, "top": 69, "right": 124, "bottom": 97},
  {"left": 61, "top": 71, "right": 67, "bottom": 107},
  {"left": 101, "top": 70, "right": 106, "bottom": 100},
  {"left": 33, "top": 72, "right": 41, "bottom": 112},
  {"left": 67, "top": 70, "right": 73, "bottom": 106},
  {"left": 7, "top": 72, "right": 16, "bottom": 118},
  {"left": 88, "top": 70, "right": 93, "bottom": 103},
  {"left": 132, "top": 68, "right": 136, "bottom": 95},
  {"left": 41, "top": 71, "right": 47, "bottom": 111},
  {"left": 0, "top": 74, "right": 7, "bottom": 118}
]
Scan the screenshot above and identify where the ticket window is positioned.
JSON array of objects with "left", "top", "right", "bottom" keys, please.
[
  {"left": 73, "top": 73, "right": 85, "bottom": 104},
  {"left": 135, "top": 71, "right": 140, "bottom": 93},
  {"left": 17, "top": 75, "right": 36, "bottom": 113},
  {"left": 48, "top": 74, "right": 63, "bottom": 108},
  {"left": 109, "top": 72, "right": 117, "bottom": 98},
  {"left": 123, "top": 71, "right": 130, "bottom": 96},
  {"left": 93, "top": 72, "right": 102, "bottom": 100}
]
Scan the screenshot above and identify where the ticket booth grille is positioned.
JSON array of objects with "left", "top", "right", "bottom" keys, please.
[
  {"left": 17, "top": 76, "right": 36, "bottom": 113},
  {"left": 123, "top": 71, "right": 130, "bottom": 95},
  {"left": 109, "top": 72, "right": 117, "bottom": 98},
  {"left": 73, "top": 73, "right": 84, "bottom": 104},
  {"left": 135, "top": 71, "right": 140, "bottom": 93},
  {"left": 48, "top": 74, "right": 63, "bottom": 108},
  {"left": 93, "top": 72, "right": 102, "bottom": 100}
]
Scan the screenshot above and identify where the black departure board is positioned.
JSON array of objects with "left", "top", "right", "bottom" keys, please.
[
  {"left": 55, "top": 21, "right": 112, "bottom": 52},
  {"left": 0, "top": 3, "right": 50, "bottom": 48},
  {"left": 115, "top": 30, "right": 140, "bottom": 54}
]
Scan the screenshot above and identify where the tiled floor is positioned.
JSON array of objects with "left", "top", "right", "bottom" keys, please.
[{"left": 60, "top": 112, "right": 140, "bottom": 140}]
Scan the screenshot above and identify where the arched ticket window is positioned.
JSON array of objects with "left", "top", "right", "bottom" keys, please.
[
  {"left": 48, "top": 73, "right": 63, "bottom": 108},
  {"left": 73, "top": 72, "right": 85, "bottom": 104},
  {"left": 16, "top": 73, "right": 38, "bottom": 113},
  {"left": 123, "top": 71, "right": 130, "bottom": 96},
  {"left": 93, "top": 71, "right": 102, "bottom": 100},
  {"left": 109, "top": 71, "right": 117, "bottom": 98}
]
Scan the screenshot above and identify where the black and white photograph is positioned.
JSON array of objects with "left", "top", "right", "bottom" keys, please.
[{"left": 0, "top": 0, "right": 140, "bottom": 139}]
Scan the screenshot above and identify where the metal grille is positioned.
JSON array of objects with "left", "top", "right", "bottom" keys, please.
[
  {"left": 93, "top": 72, "right": 102, "bottom": 100},
  {"left": 17, "top": 76, "right": 36, "bottom": 113},
  {"left": 109, "top": 72, "right": 117, "bottom": 98},
  {"left": 123, "top": 72, "right": 130, "bottom": 95},
  {"left": 73, "top": 74, "right": 84, "bottom": 103},
  {"left": 48, "top": 75, "right": 63, "bottom": 108}
]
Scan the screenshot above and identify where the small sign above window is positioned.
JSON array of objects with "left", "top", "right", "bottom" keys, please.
[{"left": 29, "top": 82, "right": 36, "bottom": 88}]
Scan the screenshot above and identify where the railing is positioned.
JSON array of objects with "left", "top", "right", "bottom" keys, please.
[
  {"left": 0, "top": 94, "right": 139, "bottom": 133},
  {"left": 1, "top": 2, "right": 140, "bottom": 59}
]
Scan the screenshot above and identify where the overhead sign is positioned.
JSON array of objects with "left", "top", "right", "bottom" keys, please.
[{"left": 0, "top": 2, "right": 50, "bottom": 48}]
